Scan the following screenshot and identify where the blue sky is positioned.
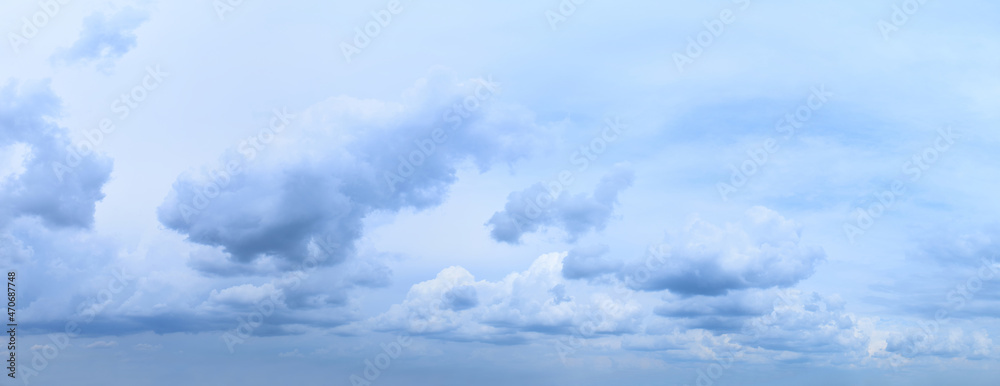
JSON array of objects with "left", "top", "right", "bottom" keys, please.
[{"left": 1, "top": 0, "right": 999, "bottom": 385}]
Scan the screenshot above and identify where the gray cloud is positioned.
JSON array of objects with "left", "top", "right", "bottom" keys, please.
[
  {"left": 158, "top": 69, "right": 543, "bottom": 273},
  {"left": 0, "top": 80, "right": 112, "bottom": 230},
  {"left": 653, "top": 289, "right": 778, "bottom": 333},
  {"left": 624, "top": 207, "right": 825, "bottom": 296},
  {"left": 443, "top": 285, "right": 478, "bottom": 311},
  {"left": 562, "top": 244, "right": 622, "bottom": 280},
  {"left": 0, "top": 77, "right": 119, "bottom": 333},
  {"left": 487, "top": 166, "right": 634, "bottom": 244}
]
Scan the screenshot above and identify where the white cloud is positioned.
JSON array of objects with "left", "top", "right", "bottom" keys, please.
[
  {"left": 625, "top": 206, "right": 825, "bottom": 296},
  {"left": 371, "top": 252, "right": 644, "bottom": 343}
]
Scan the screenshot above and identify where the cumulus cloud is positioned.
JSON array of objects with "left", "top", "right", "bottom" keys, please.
[
  {"left": 52, "top": 7, "right": 149, "bottom": 73},
  {"left": 370, "top": 252, "right": 644, "bottom": 344},
  {"left": 368, "top": 209, "right": 855, "bottom": 357},
  {"left": 885, "top": 328, "right": 993, "bottom": 360},
  {"left": 628, "top": 289, "right": 875, "bottom": 365},
  {"left": 736, "top": 291, "right": 868, "bottom": 356},
  {"left": 273, "top": 258, "right": 392, "bottom": 311},
  {"left": 624, "top": 207, "right": 825, "bottom": 296},
  {"left": 0, "top": 81, "right": 122, "bottom": 331},
  {"left": 486, "top": 165, "right": 634, "bottom": 244},
  {"left": 0, "top": 81, "right": 116, "bottom": 326},
  {"left": 15, "top": 231, "right": 393, "bottom": 339},
  {"left": 443, "top": 285, "right": 479, "bottom": 311},
  {"left": 173, "top": 252, "right": 393, "bottom": 329},
  {"left": 653, "top": 289, "right": 784, "bottom": 333},
  {"left": 158, "top": 69, "right": 544, "bottom": 272},
  {"left": 0, "top": 80, "right": 112, "bottom": 230},
  {"left": 15, "top": 71, "right": 538, "bottom": 339},
  {"left": 562, "top": 244, "right": 622, "bottom": 280},
  {"left": 353, "top": 277, "right": 878, "bottom": 367}
]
